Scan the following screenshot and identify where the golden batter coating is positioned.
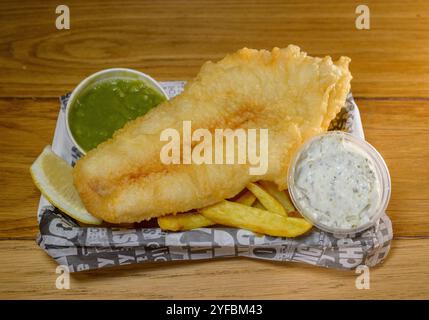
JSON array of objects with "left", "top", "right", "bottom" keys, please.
[{"left": 73, "top": 45, "right": 352, "bottom": 223}]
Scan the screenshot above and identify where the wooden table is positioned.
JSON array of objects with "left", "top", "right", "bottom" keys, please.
[{"left": 1, "top": 0, "right": 428, "bottom": 299}]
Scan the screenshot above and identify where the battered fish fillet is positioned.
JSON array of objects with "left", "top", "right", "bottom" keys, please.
[{"left": 73, "top": 45, "right": 352, "bottom": 223}]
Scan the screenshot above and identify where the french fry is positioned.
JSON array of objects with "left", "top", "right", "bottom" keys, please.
[
  {"left": 158, "top": 212, "right": 214, "bottom": 231},
  {"left": 259, "top": 181, "right": 296, "bottom": 213},
  {"left": 158, "top": 189, "right": 256, "bottom": 232},
  {"left": 236, "top": 190, "right": 256, "bottom": 206},
  {"left": 246, "top": 182, "right": 287, "bottom": 216},
  {"left": 253, "top": 200, "right": 266, "bottom": 210},
  {"left": 200, "top": 200, "right": 313, "bottom": 238}
]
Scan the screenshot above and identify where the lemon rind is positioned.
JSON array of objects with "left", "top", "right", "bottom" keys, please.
[{"left": 30, "top": 146, "right": 103, "bottom": 225}]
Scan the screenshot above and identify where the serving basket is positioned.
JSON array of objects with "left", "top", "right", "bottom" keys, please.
[{"left": 36, "top": 81, "right": 393, "bottom": 272}]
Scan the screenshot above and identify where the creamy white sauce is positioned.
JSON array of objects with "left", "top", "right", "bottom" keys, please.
[{"left": 294, "top": 134, "right": 381, "bottom": 230}]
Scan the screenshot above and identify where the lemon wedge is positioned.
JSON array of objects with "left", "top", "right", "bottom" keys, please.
[{"left": 30, "top": 145, "right": 102, "bottom": 225}]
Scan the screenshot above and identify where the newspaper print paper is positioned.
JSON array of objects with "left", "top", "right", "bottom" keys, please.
[{"left": 36, "top": 81, "right": 393, "bottom": 272}]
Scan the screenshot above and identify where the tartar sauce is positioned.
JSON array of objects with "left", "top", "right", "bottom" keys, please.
[{"left": 291, "top": 133, "right": 382, "bottom": 230}]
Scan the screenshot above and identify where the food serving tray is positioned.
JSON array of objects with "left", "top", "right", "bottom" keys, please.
[{"left": 36, "top": 81, "right": 393, "bottom": 272}]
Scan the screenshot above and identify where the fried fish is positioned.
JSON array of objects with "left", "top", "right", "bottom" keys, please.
[{"left": 73, "top": 45, "right": 352, "bottom": 223}]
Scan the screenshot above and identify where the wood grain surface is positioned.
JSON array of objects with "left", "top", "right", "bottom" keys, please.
[
  {"left": 1, "top": 239, "right": 428, "bottom": 299},
  {"left": 0, "top": 0, "right": 428, "bottom": 299}
]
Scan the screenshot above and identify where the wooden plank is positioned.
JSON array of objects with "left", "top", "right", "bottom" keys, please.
[
  {"left": 356, "top": 99, "right": 429, "bottom": 237},
  {"left": 0, "top": 98, "right": 58, "bottom": 239},
  {"left": 0, "top": 238, "right": 428, "bottom": 299},
  {"left": 0, "top": 97, "right": 428, "bottom": 238},
  {"left": 0, "top": 0, "right": 428, "bottom": 98}
]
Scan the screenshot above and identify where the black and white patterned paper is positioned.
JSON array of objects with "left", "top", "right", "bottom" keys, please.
[{"left": 36, "top": 82, "right": 392, "bottom": 272}]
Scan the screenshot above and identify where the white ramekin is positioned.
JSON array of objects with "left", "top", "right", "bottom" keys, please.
[{"left": 65, "top": 68, "right": 168, "bottom": 155}]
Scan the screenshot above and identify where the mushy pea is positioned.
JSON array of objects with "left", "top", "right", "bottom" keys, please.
[{"left": 69, "top": 78, "right": 166, "bottom": 152}]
